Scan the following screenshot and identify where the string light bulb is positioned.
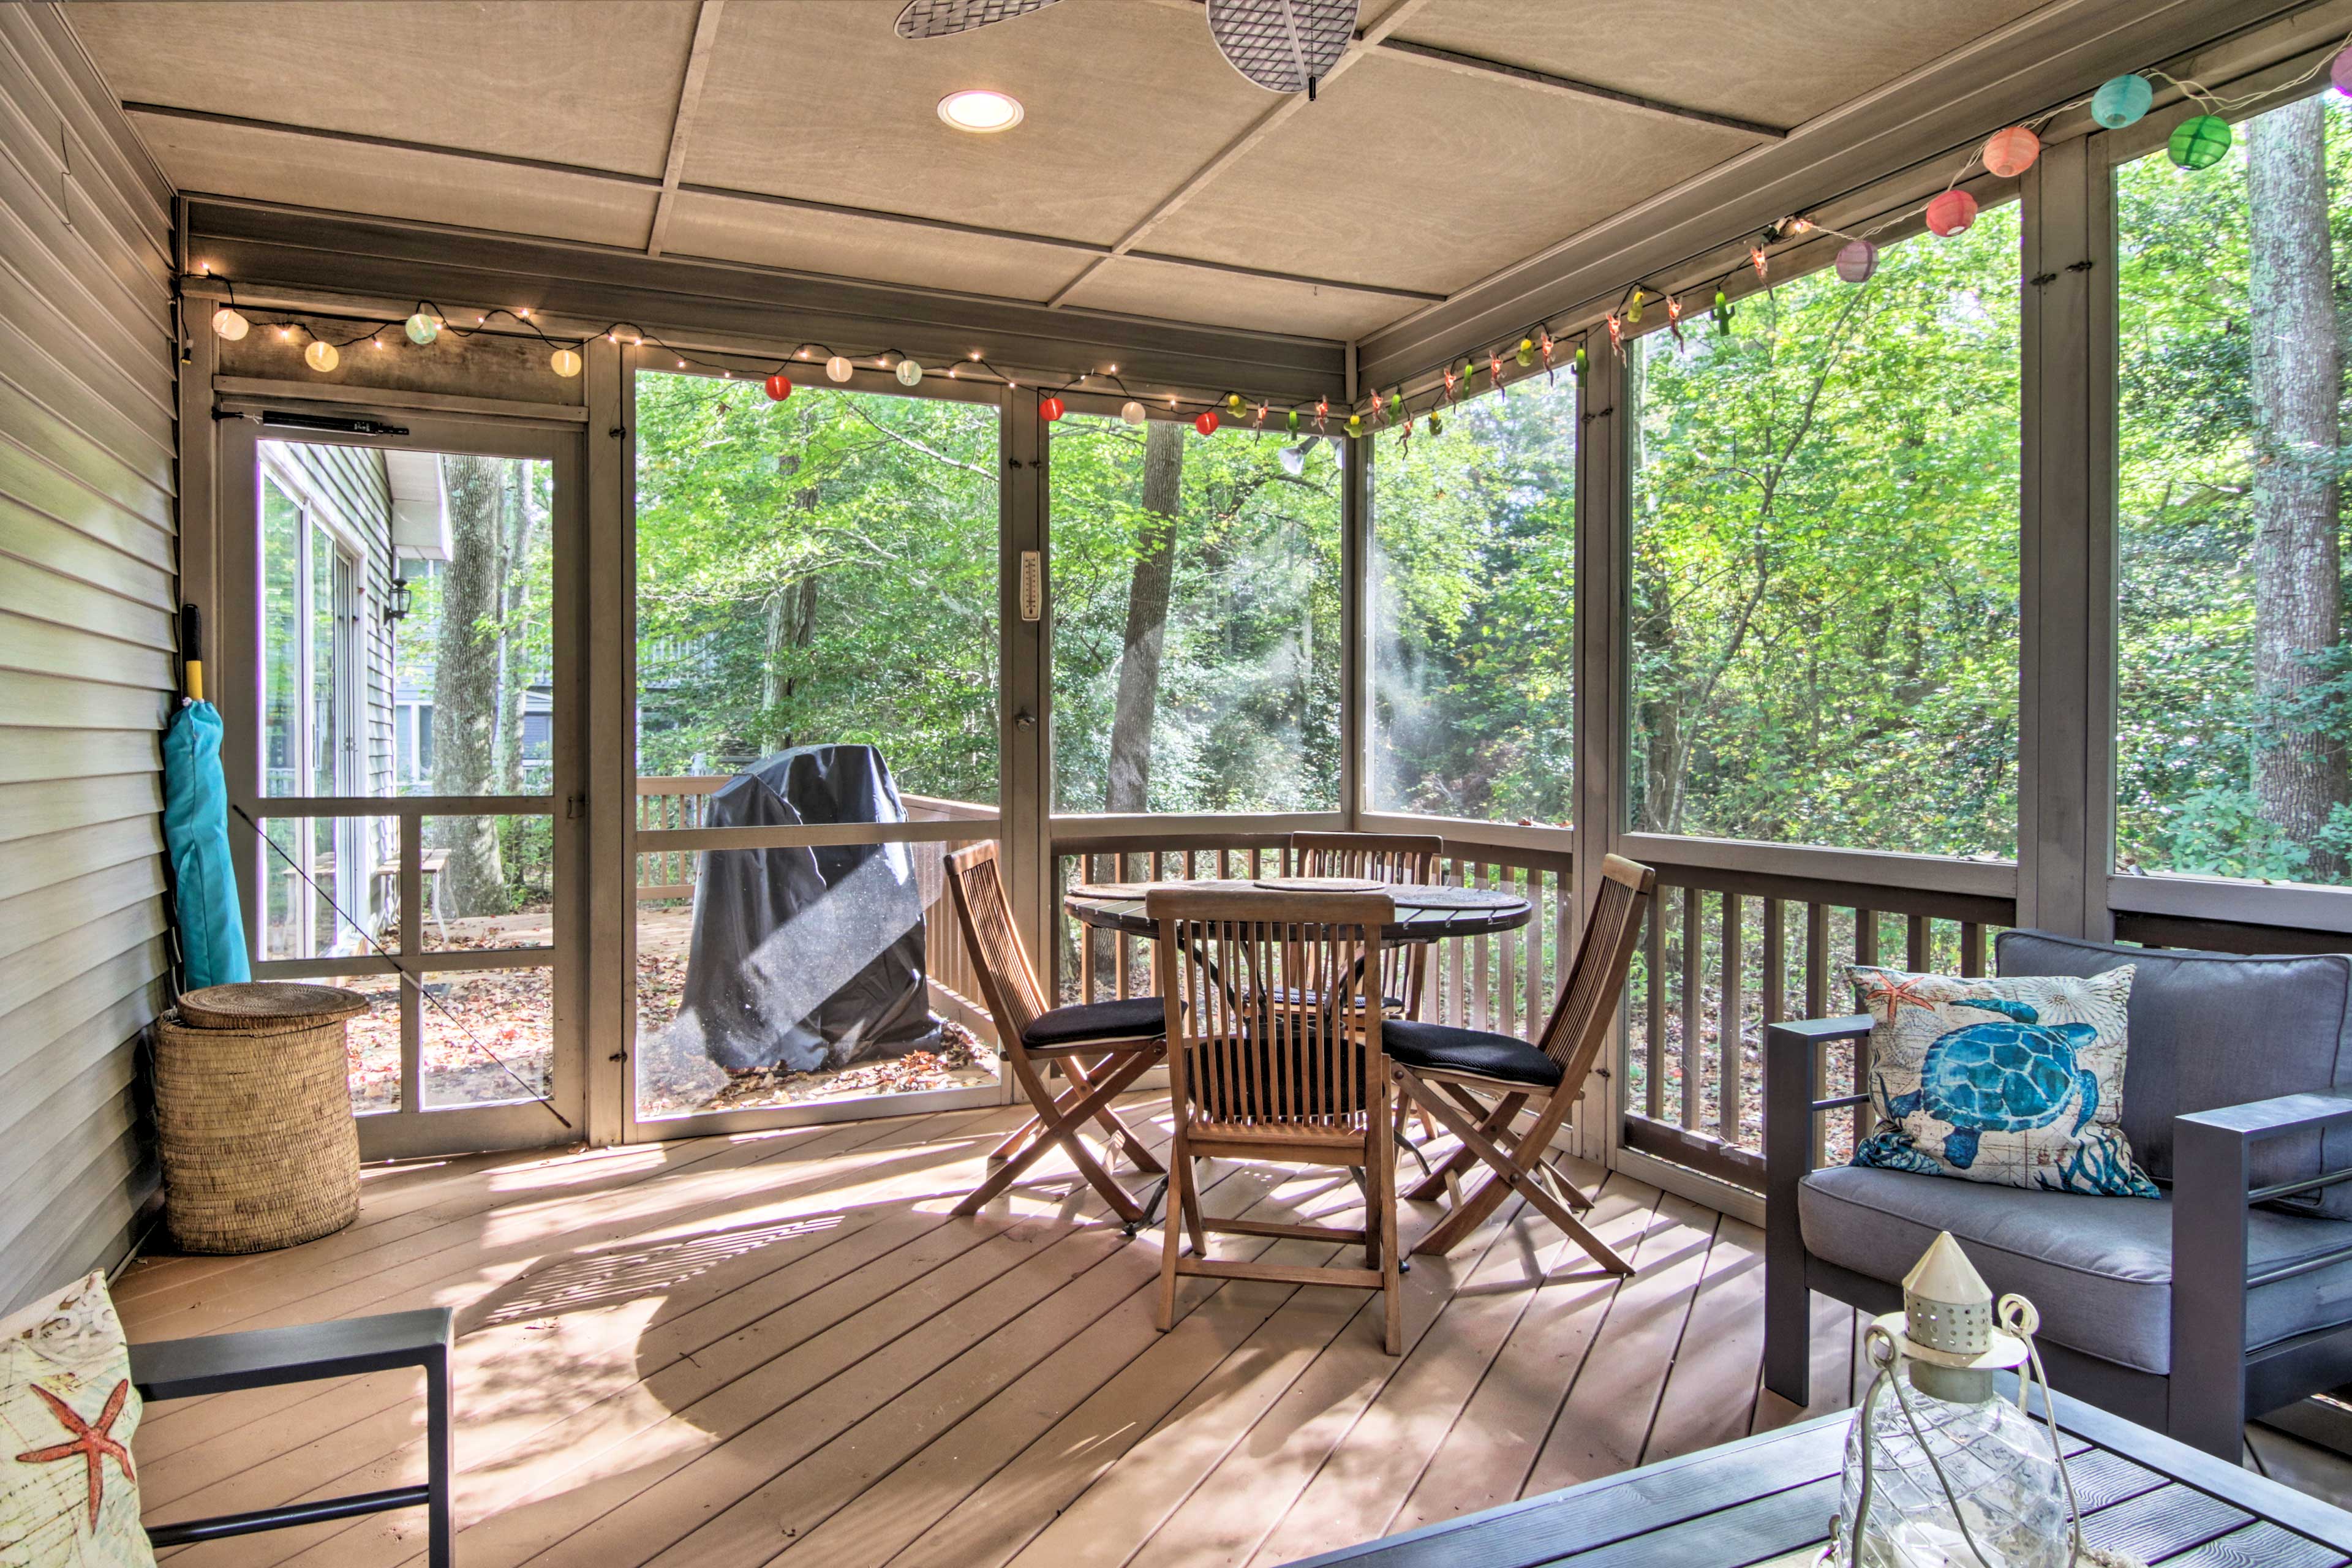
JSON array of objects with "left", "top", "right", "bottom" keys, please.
[
  {"left": 404, "top": 311, "right": 440, "bottom": 345},
  {"left": 1120, "top": 399, "right": 1146, "bottom": 425},
  {"left": 895, "top": 358, "right": 924, "bottom": 387},
  {"left": 824, "top": 354, "right": 854, "bottom": 382},
  {"left": 209, "top": 306, "right": 249, "bottom": 341},
  {"left": 304, "top": 339, "right": 340, "bottom": 373},
  {"left": 550, "top": 347, "right": 582, "bottom": 378}
]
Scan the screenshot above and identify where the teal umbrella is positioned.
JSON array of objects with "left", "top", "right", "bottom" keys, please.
[{"left": 162, "top": 605, "right": 250, "bottom": 989}]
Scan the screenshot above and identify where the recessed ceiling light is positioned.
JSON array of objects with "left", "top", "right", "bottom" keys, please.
[{"left": 938, "top": 89, "right": 1024, "bottom": 134}]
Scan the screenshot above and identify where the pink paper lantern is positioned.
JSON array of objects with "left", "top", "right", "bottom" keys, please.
[
  {"left": 1983, "top": 125, "right": 2040, "bottom": 179},
  {"left": 1835, "top": 239, "right": 1878, "bottom": 283},
  {"left": 1926, "top": 188, "right": 1979, "bottom": 239},
  {"left": 2334, "top": 42, "right": 2352, "bottom": 96}
]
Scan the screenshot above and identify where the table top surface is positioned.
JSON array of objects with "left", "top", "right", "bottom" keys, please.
[
  {"left": 1063, "top": 879, "right": 1532, "bottom": 940},
  {"left": 1280, "top": 1391, "right": 2352, "bottom": 1568}
]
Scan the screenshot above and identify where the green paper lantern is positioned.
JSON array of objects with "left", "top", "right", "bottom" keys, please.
[
  {"left": 404, "top": 312, "right": 440, "bottom": 345},
  {"left": 2167, "top": 114, "right": 2231, "bottom": 171}
]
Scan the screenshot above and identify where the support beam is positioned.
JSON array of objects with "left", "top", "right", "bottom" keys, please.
[
  {"left": 646, "top": 0, "right": 726, "bottom": 258},
  {"left": 1044, "top": 0, "right": 1440, "bottom": 309},
  {"left": 1374, "top": 39, "right": 1784, "bottom": 140}
]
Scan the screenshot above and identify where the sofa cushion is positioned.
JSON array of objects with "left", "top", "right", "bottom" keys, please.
[
  {"left": 1846, "top": 966, "right": 2157, "bottom": 1197},
  {"left": 1997, "top": 930, "right": 2352, "bottom": 1217},
  {"left": 1800, "top": 1164, "right": 2352, "bottom": 1374}
]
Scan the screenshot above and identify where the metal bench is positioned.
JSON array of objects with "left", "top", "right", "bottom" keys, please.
[{"left": 129, "top": 1306, "right": 453, "bottom": 1565}]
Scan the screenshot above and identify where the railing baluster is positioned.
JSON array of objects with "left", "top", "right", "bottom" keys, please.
[
  {"left": 1721, "top": 891, "right": 1744, "bottom": 1145},
  {"left": 1805, "top": 901, "right": 1828, "bottom": 1020},
  {"left": 1523, "top": 866, "right": 1543, "bottom": 1042},
  {"left": 1474, "top": 862, "right": 1493, "bottom": 1033},
  {"left": 1644, "top": 897, "right": 1664, "bottom": 1122},
  {"left": 1499, "top": 865, "right": 1520, "bottom": 1040},
  {"left": 1854, "top": 907, "right": 1879, "bottom": 970},
  {"left": 1906, "top": 913, "right": 1929, "bottom": 973},
  {"left": 1961, "top": 921, "right": 1985, "bottom": 978},
  {"left": 1680, "top": 886, "right": 1702, "bottom": 1137}
]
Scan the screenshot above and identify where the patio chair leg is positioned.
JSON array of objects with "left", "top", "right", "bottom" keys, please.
[
  {"left": 955, "top": 1052, "right": 1157, "bottom": 1223},
  {"left": 1062, "top": 1054, "right": 1167, "bottom": 1174},
  {"left": 1376, "top": 1090, "right": 1403, "bottom": 1355},
  {"left": 991, "top": 1114, "right": 1045, "bottom": 1163},
  {"left": 1404, "top": 1090, "right": 1526, "bottom": 1202},
  {"left": 1158, "top": 1134, "right": 1195, "bottom": 1329},
  {"left": 1400, "top": 1072, "right": 1630, "bottom": 1273}
]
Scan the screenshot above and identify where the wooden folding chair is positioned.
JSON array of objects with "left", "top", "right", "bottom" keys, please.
[
  {"left": 1148, "top": 885, "right": 1405, "bottom": 1355},
  {"left": 1287, "top": 831, "right": 1444, "bottom": 1021},
  {"left": 1391, "top": 853, "right": 1656, "bottom": 1271},
  {"left": 943, "top": 842, "right": 1167, "bottom": 1230}
]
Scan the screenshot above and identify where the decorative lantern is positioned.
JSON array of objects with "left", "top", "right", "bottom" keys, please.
[
  {"left": 1425, "top": 410, "right": 1443, "bottom": 437},
  {"left": 1226, "top": 392, "right": 1244, "bottom": 415},
  {"left": 1982, "top": 126, "right": 2040, "bottom": 179},
  {"left": 2091, "top": 74, "right": 2152, "bottom": 129},
  {"left": 549, "top": 347, "right": 581, "bottom": 379},
  {"left": 1515, "top": 337, "right": 1536, "bottom": 368},
  {"left": 1711, "top": 292, "right": 1733, "bottom": 335},
  {"left": 1830, "top": 1235, "right": 2124, "bottom": 1568},
  {"left": 764, "top": 372, "right": 793, "bottom": 402},
  {"left": 2168, "top": 114, "right": 2232, "bottom": 171},
  {"left": 894, "top": 358, "right": 924, "bottom": 387},
  {"left": 209, "top": 306, "right": 249, "bottom": 341},
  {"left": 387, "top": 576, "right": 413, "bottom": 622},
  {"left": 303, "top": 339, "right": 339, "bottom": 373},
  {"left": 1038, "top": 394, "right": 1065, "bottom": 422},
  {"left": 1834, "top": 240, "right": 1878, "bottom": 284},
  {"left": 2334, "top": 43, "right": 2352, "bottom": 97},
  {"left": 404, "top": 311, "right": 440, "bottom": 345},
  {"left": 1624, "top": 288, "right": 1644, "bottom": 326},
  {"left": 1120, "top": 399, "right": 1147, "bottom": 425},
  {"left": 1286, "top": 408, "right": 1300, "bottom": 432},
  {"left": 1925, "top": 188, "right": 1979, "bottom": 238},
  {"left": 1573, "top": 345, "right": 1589, "bottom": 380},
  {"left": 1194, "top": 409, "right": 1218, "bottom": 435},
  {"left": 824, "top": 354, "right": 854, "bottom": 382},
  {"left": 1345, "top": 412, "right": 1363, "bottom": 437}
]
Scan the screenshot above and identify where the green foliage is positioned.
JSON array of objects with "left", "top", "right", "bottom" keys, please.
[
  {"left": 1049, "top": 416, "right": 1341, "bottom": 812},
  {"left": 633, "top": 374, "right": 1001, "bottom": 803}
]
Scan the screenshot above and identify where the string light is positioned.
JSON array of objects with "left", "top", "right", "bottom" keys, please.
[
  {"left": 824, "top": 354, "right": 854, "bottom": 382},
  {"left": 303, "top": 339, "right": 339, "bottom": 372},
  {"left": 550, "top": 348, "right": 581, "bottom": 379},
  {"left": 210, "top": 306, "right": 248, "bottom": 341}
]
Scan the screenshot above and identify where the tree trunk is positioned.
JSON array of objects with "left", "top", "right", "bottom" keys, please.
[
  {"left": 432, "top": 453, "right": 506, "bottom": 914},
  {"left": 1104, "top": 420, "right": 1183, "bottom": 812},
  {"left": 497, "top": 464, "right": 534, "bottom": 794},
  {"left": 2248, "top": 98, "right": 2346, "bottom": 877},
  {"left": 761, "top": 575, "right": 819, "bottom": 752}
]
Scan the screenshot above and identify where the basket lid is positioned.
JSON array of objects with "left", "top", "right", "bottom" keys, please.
[{"left": 177, "top": 981, "right": 372, "bottom": 1031}]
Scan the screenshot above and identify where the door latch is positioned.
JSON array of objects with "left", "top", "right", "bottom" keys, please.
[{"left": 565, "top": 793, "right": 586, "bottom": 819}]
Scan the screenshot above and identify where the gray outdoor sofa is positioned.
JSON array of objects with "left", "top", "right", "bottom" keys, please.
[{"left": 1765, "top": 928, "right": 2352, "bottom": 1460}]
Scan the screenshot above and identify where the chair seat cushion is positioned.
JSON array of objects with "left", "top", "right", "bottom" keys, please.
[
  {"left": 1020, "top": 995, "right": 1165, "bottom": 1050},
  {"left": 1800, "top": 1164, "right": 2352, "bottom": 1374},
  {"left": 1384, "top": 1020, "right": 1564, "bottom": 1089}
]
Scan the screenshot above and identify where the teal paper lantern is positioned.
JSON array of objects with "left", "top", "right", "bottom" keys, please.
[
  {"left": 2168, "top": 113, "right": 2231, "bottom": 171},
  {"left": 404, "top": 311, "right": 440, "bottom": 345},
  {"left": 2091, "top": 74, "right": 2152, "bottom": 129}
]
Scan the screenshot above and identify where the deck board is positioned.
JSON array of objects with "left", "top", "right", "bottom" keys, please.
[{"left": 114, "top": 1094, "right": 2352, "bottom": 1568}]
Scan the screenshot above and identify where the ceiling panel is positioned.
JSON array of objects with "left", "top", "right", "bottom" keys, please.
[
  {"left": 1396, "top": 0, "right": 2051, "bottom": 130},
  {"left": 685, "top": 0, "right": 1280, "bottom": 247},
  {"left": 1142, "top": 50, "right": 1760, "bottom": 298},
  {"left": 1058, "top": 255, "right": 1417, "bottom": 342},
  {"left": 70, "top": 1, "right": 698, "bottom": 178},
  {"left": 138, "top": 113, "right": 658, "bottom": 252},
  {"left": 662, "top": 189, "right": 1094, "bottom": 303}
]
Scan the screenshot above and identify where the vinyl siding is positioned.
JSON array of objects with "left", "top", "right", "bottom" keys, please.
[{"left": 0, "top": 4, "right": 177, "bottom": 1311}]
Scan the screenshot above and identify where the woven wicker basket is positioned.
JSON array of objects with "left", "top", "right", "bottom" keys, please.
[{"left": 156, "top": 982, "right": 369, "bottom": 1254}]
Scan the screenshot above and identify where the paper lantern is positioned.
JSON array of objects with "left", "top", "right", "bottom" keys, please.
[
  {"left": 549, "top": 347, "right": 581, "bottom": 379},
  {"left": 764, "top": 373, "right": 793, "bottom": 402},
  {"left": 1834, "top": 239, "right": 1878, "bottom": 284},
  {"left": 1120, "top": 399, "right": 1146, "bottom": 425},
  {"left": 1194, "top": 409, "right": 1218, "bottom": 436},
  {"left": 303, "top": 339, "right": 339, "bottom": 373},
  {"left": 2334, "top": 43, "right": 2352, "bottom": 96},
  {"left": 2092, "top": 73, "right": 2152, "bottom": 129},
  {"left": 2168, "top": 114, "right": 2231, "bottom": 171},
  {"left": 209, "top": 306, "right": 249, "bottom": 341},
  {"left": 1038, "top": 394, "right": 1065, "bottom": 422},
  {"left": 1983, "top": 125, "right": 2040, "bottom": 178},
  {"left": 404, "top": 311, "right": 440, "bottom": 345},
  {"left": 1925, "top": 187, "right": 1978, "bottom": 238},
  {"left": 824, "top": 354, "right": 854, "bottom": 382},
  {"left": 894, "top": 359, "right": 923, "bottom": 387}
]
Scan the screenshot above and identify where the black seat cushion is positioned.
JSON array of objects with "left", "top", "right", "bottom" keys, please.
[
  {"left": 1384, "top": 1020, "right": 1563, "bottom": 1088},
  {"left": 1021, "top": 995, "right": 1166, "bottom": 1050}
]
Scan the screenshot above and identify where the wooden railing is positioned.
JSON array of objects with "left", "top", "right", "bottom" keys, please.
[
  {"left": 632, "top": 776, "right": 1001, "bottom": 1039},
  {"left": 1620, "top": 864, "right": 2015, "bottom": 1194}
]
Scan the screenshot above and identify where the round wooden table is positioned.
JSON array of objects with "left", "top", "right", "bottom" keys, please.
[{"left": 1063, "top": 878, "right": 1532, "bottom": 943}]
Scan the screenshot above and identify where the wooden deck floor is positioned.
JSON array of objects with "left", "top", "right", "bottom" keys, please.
[{"left": 115, "top": 1093, "right": 2352, "bottom": 1567}]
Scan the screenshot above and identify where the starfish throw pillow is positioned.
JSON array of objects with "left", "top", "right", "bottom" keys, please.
[
  {"left": 1847, "top": 965, "right": 2158, "bottom": 1198},
  {"left": 0, "top": 1272, "right": 153, "bottom": 1567}
]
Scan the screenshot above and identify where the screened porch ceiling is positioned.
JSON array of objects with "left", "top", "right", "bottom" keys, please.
[{"left": 73, "top": 0, "right": 2071, "bottom": 346}]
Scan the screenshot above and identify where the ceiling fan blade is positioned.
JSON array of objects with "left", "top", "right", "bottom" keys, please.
[
  {"left": 895, "top": 0, "right": 1064, "bottom": 40},
  {"left": 1204, "top": 0, "right": 1357, "bottom": 94}
]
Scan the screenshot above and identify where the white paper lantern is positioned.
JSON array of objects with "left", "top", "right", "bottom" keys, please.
[
  {"left": 303, "top": 339, "right": 340, "bottom": 373},
  {"left": 549, "top": 347, "right": 582, "bottom": 379},
  {"left": 1120, "top": 400, "right": 1147, "bottom": 426},
  {"left": 894, "top": 358, "right": 924, "bottom": 387},
  {"left": 825, "top": 355, "right": 854, "bottom": 383},
  {"left": 210, "top": 306, "right": 249, "bottom": 341}
]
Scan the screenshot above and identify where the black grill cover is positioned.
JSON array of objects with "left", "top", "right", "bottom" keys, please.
[{"left": 669, "top": 744, "right": 944, "bottom": 1073}]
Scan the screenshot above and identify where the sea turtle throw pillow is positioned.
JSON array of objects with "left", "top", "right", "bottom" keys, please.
[
  {"left": 1846, "top": 965, "right": 2157, "bottom": 1198},
  {"left": 0, "top": 1271, "right": 153, "bottom": 1567}
]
